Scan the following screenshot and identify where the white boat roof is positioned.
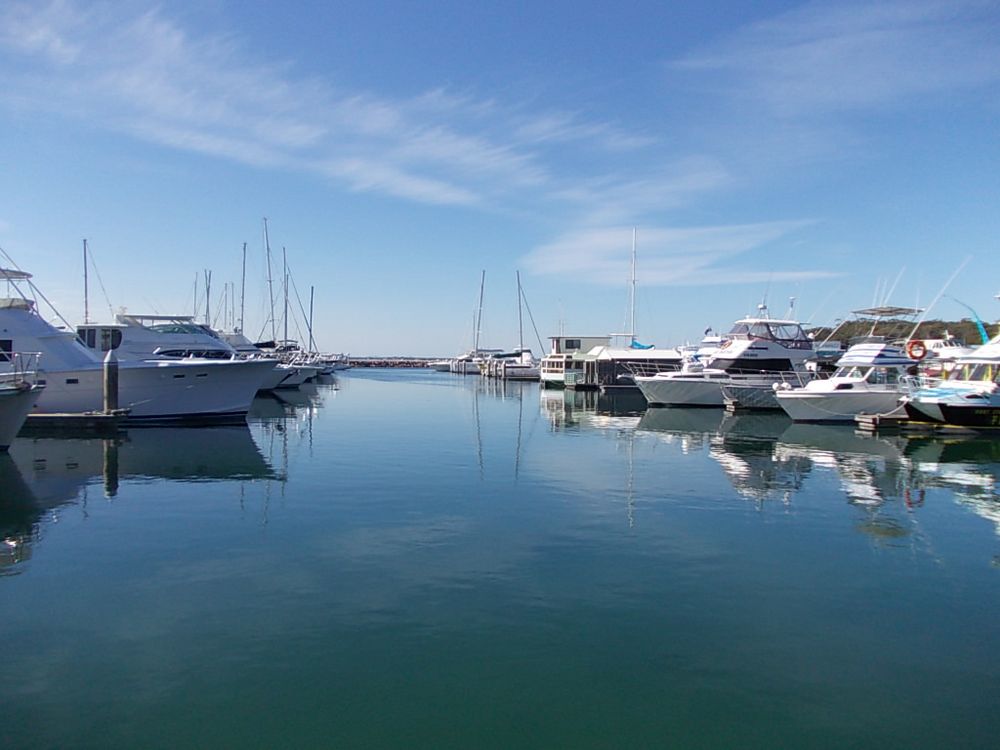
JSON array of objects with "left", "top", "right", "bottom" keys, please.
[
  {"left": 731, "top": 316, "right": 803, "bottom": 326},
  {"left": 836, "top": 342, "right": 917, "bottom": 367},
  {"left": 851, "top": 305, "right": 923, "bottom": 318},
  {"left": 117, "top": 313, "right": 197, "bottom": 323},
  {"left": 0, "top": 268, "right": 32, "bottom": 280}
]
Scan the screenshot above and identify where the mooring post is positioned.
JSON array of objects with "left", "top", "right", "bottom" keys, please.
[{"left": 103, "top": 349, "right": 119, "bottom": 413}]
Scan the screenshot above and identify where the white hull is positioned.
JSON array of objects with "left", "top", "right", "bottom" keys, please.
[
  {"left": 777, "top": 389, "right": 903, "bottom": 423},
  {"left": 540, "top": 371, "right": 567, "bottom": 388},
  {"left": 258, "top": 364, "right": 289, "bottom": 391},
  {"left": 450, "top": 361, "right": 480, "bottom": 374},
  {"left": 33, "top": 359, "right": 276, "bottom": 421},
  {"left": 274, "top": 365, "right": 311, "bottom": 388},
  {"left": 635, "top": 375, "right": 726, "bottom": 407},
  {"left": 0, "top": 384, "right": 40, "bottom": 449}
]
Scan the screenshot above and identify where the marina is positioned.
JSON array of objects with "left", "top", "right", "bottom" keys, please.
[
  {"left": 3, "top": 3, "right": 1000, "bottom": 746},
  {"left": 3, "top": 368, "right": 1000, "bottom": 748}
]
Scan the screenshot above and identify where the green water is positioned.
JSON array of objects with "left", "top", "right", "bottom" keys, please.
[{"left": 2, "top": 370, "right": 999, "bottom": 748}]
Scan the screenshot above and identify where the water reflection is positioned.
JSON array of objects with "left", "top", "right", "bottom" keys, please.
[
  {"left": 541, "top": 388, "right": 646, "bottom": 432},
  {"left": 711, "top": 413, "right": 811, "bottom": 506},
  {"left": 637, "top": 408, "right": 1000, "bottom": 545},
  {"left": 1, "top": 425, "right": 283, "bottom": 575}
]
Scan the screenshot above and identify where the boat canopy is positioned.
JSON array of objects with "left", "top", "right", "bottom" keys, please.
[{"left": 727, "top": 320, "right": 811, "bottom": 347}]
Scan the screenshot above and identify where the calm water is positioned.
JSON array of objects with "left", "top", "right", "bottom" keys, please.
[{"left": 2, "top": 369, "right": 1000, "bottom": 748}]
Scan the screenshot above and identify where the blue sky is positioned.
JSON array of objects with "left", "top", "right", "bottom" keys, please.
[{"left": 1, "top": 0, "right": 999, "bottom": 355}]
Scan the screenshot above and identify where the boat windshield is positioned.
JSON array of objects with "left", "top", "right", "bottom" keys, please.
[
  {"left": 947, "top": 362, "right": 998, "bottom": 382},
  {"left": 727, "top": 321, "right": 811, "bottom": 349},
  {"left": 835, "top": 366, "right": 869, "bottom": 379},
  {"left": 864, "top": 367, "right": 899, "bottom": 385},
  {"left": 148, "top": 323, "right": 212, "bottom": 335}
]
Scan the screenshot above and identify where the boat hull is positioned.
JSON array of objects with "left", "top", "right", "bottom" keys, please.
[
  {"left": 776, "top": 389, "right": 903, "bottom": 423},
  {"left": 0, "top": 384, "right": 41, "bottom": 449},
  {"left": 33, "top": 358, "right": 276, "bottom": 421},
  {"left": 635, "top": 375, "right": 725, "bottom": 407},
  {"left": 937, "top": 403, "right": 1000, "bottom": 428}
]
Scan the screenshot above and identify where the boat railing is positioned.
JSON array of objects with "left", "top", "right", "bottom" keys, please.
[
  {"left": 624, "top": 361, "right": 686, "bottom": 378},
  {"left": 0, "top": 352, "right": 42, "bottom": 386},
  {"left": 725, "top": 370, "right": 824, "bottom": 388}
]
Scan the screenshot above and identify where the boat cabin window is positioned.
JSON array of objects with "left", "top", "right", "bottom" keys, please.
[
  {"left": 0, "top": 339, "right": 10, "bottom": 362},
  {"left": 77, "top": 328, "right": 122, "bottom": 351},
  {"left": 101, "top": 328, "right": 122, "bottom": 351},
  {"left": 565, "top": 339, "right": 581, "bottom": 351}
]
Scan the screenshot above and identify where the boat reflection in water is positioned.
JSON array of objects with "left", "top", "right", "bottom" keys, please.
[
  {"left": 1, "top": 425, "right": 282, "bottom": 575},
  {"left": 633, "top": 407, "right": 1000, "bottom": 546},
  {"left": 541, "top": 387, "right": 647, "bottom": 433},
  {"left": 711, "top": 413, "right": 811, "bottom": 506}
]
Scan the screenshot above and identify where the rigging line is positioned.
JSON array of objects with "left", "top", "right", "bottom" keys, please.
[
  {"left": 282, "top": 265, "right": 311, "bottom": 348},
  {"left": 84, "top": 245, "right": 115, "bottom": 319},
  {"left": 906, "top": 257, "right": 971, "bottom": 342},
  {"left": 211, "top": 284, "right": 229, "bottom": 329},
  {"left": 518, "top": 283, "right": 546, "bottom": 354},
  {"left": 287, "top": 267, "right": 312, "bottom": 343},
  {"left": 0, "top": 245, "right": 77, "bottom": 331}
]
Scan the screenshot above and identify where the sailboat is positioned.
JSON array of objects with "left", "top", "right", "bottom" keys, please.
[
  {"left": 575, "top": 228, "right": 684, "bottom": 390},
  {"left": 450, "top": 270, "right": 501, "bottom": 374},
  {"left": 482, "top": 271, "right": 540, "bottom": 380}
]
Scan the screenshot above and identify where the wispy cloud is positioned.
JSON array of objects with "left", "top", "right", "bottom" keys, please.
[
  {"left": 672, "top": 0, "right": 1000, "bottom": 117},
  {"left": 522, "top": 221, "right": 838, "bottom": 286},
  {"left": 0, "top": 0, "right": 667, "bottom": 212}
]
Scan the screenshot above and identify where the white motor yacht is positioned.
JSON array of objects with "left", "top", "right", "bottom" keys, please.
[
  {"left": 0, "top": 269, "right": 277, "bottom": 422},
  {"left": 78, "top": 314, "right": 286, "bottom": 392},
  {"left": 634, "top": 307, "right": 814, "bottom": 407},
  {"left": 481, "top": 348, "right": 540, "bottom": 380},
  {"left": 775, "top": 342, "right": 918, "bottom": 422}
]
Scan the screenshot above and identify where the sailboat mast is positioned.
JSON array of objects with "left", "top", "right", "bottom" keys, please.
[
  {"left": 263, "top": 217, "right": 276, "bottom": 342},
  {"left": 630, "top": 227, "right": 637, "bottom": 339},
  {"left": 239, "top": 241, "right": 247, "bottom": 334},
  {"left": 308, "top": 285, "right": 315, "bottom": 353},
  {"left": 283, "top": 247, "right": 289, "bottom": 344},
  {"left": 474, "top": 269, "right": 485, "bottom": 352},
  {"left": 516, "top": 270, "right": 524, "bottom": 352},
  {"left": 204, "top": 269, "right": 212, "bottom": 325},
  {"left": 82, "top": 238, "right": 90, "bottom": 324}
]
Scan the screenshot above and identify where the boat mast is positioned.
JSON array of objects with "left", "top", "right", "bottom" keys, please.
[
  {"left": 82, "top": 239, "right": 90, "bottom": 324},
  {"left": 283, "top": 247, "right": 289, "bottom": 345},
  {"left": 629, "top": 227, "right": 637, "bottom": 340},
  {"left": 516, "top": 270, "right": 524, "bottom": 353},
  {"left": 308, "top": 285, "right": 315, "bottom": 353},
  {"left": 204, "top": 269, "right": 212, "bottom": 325},
  {"left": 474, "top": 269, "right": 485, "bottom": 353},
  {"left": 263, "top": 217, "right": 276, "bottom": 342},
  {"left": 239, "top": 241, "right": 247, "bottom": 334}
]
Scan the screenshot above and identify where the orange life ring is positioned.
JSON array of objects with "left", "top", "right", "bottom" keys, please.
[{"left": 906, "top": 339, "right": 927, "bottom": 360}]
